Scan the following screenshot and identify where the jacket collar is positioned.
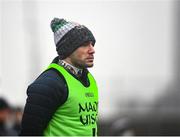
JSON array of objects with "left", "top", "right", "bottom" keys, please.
[{"left": 58, "top": 59, "right": 83, "bottom": 77}]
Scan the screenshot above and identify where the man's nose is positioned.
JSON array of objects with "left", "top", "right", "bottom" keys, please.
[{"left": 88, "top": 44, "right": 95, "bottom": 54}]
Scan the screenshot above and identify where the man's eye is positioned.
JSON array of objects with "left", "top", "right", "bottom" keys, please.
[
  {"left": 81, "top": 42, "right": 89, "bottom": 47},
  {"left": 82, "top": 42, "right": 93, "bottom": 47}
]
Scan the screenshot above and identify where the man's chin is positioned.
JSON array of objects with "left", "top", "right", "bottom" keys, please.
[{"left": 86, "top": 63, "right": 94, "bottom": 68}]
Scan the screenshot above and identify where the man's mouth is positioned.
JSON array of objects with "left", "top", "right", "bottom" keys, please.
[
  {"left": 87, "top": 56, "right": 94, "bottom": 60},
  {"left": 86, "top": 57, "right": 94, "bottom": 63}
]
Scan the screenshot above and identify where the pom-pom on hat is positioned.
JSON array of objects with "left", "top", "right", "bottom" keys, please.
[{"left": 50, "top": 18, "right": 96, "bottom": 59}]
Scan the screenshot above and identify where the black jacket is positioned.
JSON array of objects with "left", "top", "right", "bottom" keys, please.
[{"left": 19, "top": 57, "right": 89, "bottom": 135}]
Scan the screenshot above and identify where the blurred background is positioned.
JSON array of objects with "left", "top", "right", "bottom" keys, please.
[{"left": 0, "top": 0, "right": 180, "bottom": 135}]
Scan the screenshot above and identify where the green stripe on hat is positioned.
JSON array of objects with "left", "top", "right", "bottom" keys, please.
[{"left": 51, "top": 18, "right": 68, "bottom": 33}]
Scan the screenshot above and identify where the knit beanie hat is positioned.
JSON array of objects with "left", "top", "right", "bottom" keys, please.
[{"left": 50, "top": 18, "right": 96, "bottom": 59}]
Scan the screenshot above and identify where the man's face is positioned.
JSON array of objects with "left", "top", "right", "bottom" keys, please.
[
  {"left": 69, "top": 41, "right": 95, "bottom": 69},
  {"left": 0, "top": 109, "right": 10, "bottom": 122}
]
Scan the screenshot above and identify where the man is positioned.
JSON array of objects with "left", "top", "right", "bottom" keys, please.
[
  {"left": 0, "top": 98, "right": 17, "bottom": 135},
  {"left": 20, "top": 18, "right": 98, "bottom": 136}
]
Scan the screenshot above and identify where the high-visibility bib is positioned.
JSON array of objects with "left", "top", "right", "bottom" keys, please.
[{"left": 44, "top": 63, "right": 98, "bottom": 136}]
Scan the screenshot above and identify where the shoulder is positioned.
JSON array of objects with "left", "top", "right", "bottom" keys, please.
[
  {"left": 37, "top": 68, "right": 65, "bottom": 83},
  {"left": 27, "top": 68, "right": 68, "bottom": 105},
  {"left": 31, "top": 68, "right": 66, "bottom": 89}
]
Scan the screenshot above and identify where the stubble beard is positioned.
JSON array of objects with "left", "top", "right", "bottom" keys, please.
[{"left": 74, "top": 62, "right": 94, "bottom": 69}]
